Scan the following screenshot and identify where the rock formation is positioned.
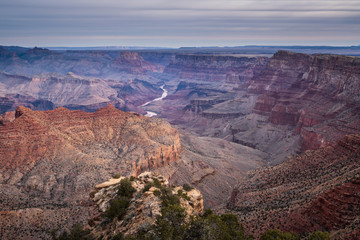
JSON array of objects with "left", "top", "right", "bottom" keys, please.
[
  {"left": 227, "top": 134, "right": 360, "bottom": 239},
  {"left": 111, "top": 51, "right": 164, "bottom": 74},
  {"left": 248, "top": 51, "right": 360, "bottom": 150},
  {"left": 88, "top": 172, "right": 203, "bottom": 239},
  {"left": 165, "top": 54, "right": 268, "bottom": 83},
  {"left": 0, "top": 71, "right": 163, "bottom": 114},
  {"left": 0, "top": 105, "right": 181, "bottom": 239},
  {"left": 162, "top": 51, "right": 360, "bottom": 164}
]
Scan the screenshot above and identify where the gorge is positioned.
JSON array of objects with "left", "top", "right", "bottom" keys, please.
[{"left": 0, "top": 45, "right": 359, "bottom": 239}]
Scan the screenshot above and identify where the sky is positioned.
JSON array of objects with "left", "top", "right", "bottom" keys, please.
[{"left": 0, "top": 0, "right": 359, "bottom": 48}]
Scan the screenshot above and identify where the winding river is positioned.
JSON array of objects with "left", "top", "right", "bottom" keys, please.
[{"left": 141, "top": 85, "right": 167, "bottom": 117}]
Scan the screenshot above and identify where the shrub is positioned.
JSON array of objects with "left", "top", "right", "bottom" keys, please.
[
  {"left": 260, "top": 229, "right": 299, "bottom": 240},
  {"left": 153, "top": 190, "right": 161, "bottom": 197},
  {"left": 106, "top": 196, "right": 131, "bottom": 220},
  {"left": 51, "top": 223, "right": 94, "bottom": 240},
  {"left": 143, "top": 182, "right": 153, "bottom": 193},
  {"left": 160, "top": 188, "right": 180, "bottom": 207},
  {"left": 307, "top": 231, "right": 330, "bottom": 240},
  {"left": 182, "top": 183, "right": 193, "bottom": 192},
  {"left": 152, "top": 178, "right": 162, "bottom": 188},
  {"left": 129, "top": 176, "right": 136, "bottom": 181},
  {"left": 112, "top": 174, "right": 121, "bottom": 179},
  {"left": 177, "top": 189, "right": 191, "bottom": 201},
  {"left": 155, "top": 204, "right": 187, "bottom": 240},
  {"left": 118, "top": 178, "right": 136, "bottom": 198}
]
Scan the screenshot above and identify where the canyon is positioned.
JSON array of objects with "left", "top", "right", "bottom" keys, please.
[
  {"left": 0, "top": 105, "right": 181, "bottom": 239},
  {"left": 0, "top": 45, "right": 359, "bottom": 239}
]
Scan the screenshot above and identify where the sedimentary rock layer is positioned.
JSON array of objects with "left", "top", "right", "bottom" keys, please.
[
  {"left": 0, "top": 105, "right": 181, "bottom": 239},
  {"left": 227, "top": 134, "right": 360, "bottom": 239},
  {"left": 249, "top": 51, "right": 360, "bottom": 150}
]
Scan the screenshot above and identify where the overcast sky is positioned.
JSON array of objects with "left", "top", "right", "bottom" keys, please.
[{"left": 0, "top": 0, "right": 359, "bottom": 47}]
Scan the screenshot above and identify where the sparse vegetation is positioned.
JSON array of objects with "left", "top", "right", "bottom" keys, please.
[
  {"left": 105, "top": 178, "right": 136, "bottom": 220},
  {"left": 260, "top": 229, "right": 299, "bottom": 240},
  {"left": 307, "top": 231, "right": 330, "bottom": 240},
  {"left": 129, "top": 183, "right": 252, "bottom": 240},
  {"left": 117, "top": 178, "right": 136, "bottom": 198},
  {"left": 112, "top": 174, "right": 121, "bottom": 179},
  {"left": 182, "top": 183, "right": 193, "bottom": 192},
  {"left": 57, "top": 179, "right": 333, "bottom": 240},
  {"left": 106, "top": 196, "right": 131, "bottom": 220},
  {"left": 51, "top": 223, "right": 94, "bottom": 240}
]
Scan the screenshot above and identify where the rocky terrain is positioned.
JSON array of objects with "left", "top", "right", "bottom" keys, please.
[
  {"left": 248, "top": 51, "right": 360, "bottom": 151},
  {"left": 0, "top": 47, "right": 161, "bottom": 80},
  {"left": 0, "top": 105, "right": 181, "bottom": 239},
  {"left": 227, "top": 134, "right": 360, "bottom": 239},
  {"left": 87, "top": 172, "right": 203, "bottom": 239},
  {"left": 164, "top": 54, "right": 268, "bottom": 84},
  {"left": 0, "top": 71, "right": 163, "bottom": 114},
  {"left": 150, "top": 51, "right": 360, "bottom": 165},
  {"left": 1, "top": 45, "right": 360, "bottom": 239}
]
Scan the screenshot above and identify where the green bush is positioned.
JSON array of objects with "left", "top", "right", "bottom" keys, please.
[
  {"left": 260, "top": 229, "right": 299, "bottom": 240},
  {"left": 160, "top": 188, "right": 180, "bottom": 207},
  {"left": 155, "top": 204, "right": 187, "bottom": 240},
  {"left": 177, "top": 189, "right": 191, "bottom": 201},
  {"left": 118, "top": 178, "right": 136, "bottom": 198},
  {"left": 307, "top": 231, "right": 330, "bottom": 240},
  {"left": 106, "top": 196, "right": 131, "bottom": 220},
  {"left": 152, "top": 178, "right": 162, "bottom": 188},
  {"left": 143, "top": 182, "right": 153, "bottom": 193},
  {"left": 153, "top": 190, "right": 161, "bottom": 197},
  {"left": 182, "top": 183, "right": 193, "bottom": 192},
  {"left": 51, "top": 223, "right": 94, "bottom": 240},
  {"left": 112, "top": 174, "right": 121, "bottom": 179}
]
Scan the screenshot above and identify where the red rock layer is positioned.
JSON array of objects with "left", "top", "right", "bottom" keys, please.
[
  {"left": 0, "top": 105, "right": 181, "bottom": 175},
  {"left": 0, "top": 105, "right": 181, "bottom": 239},
  {"left": 249, "top": 51, "right": 360, "bottom": 150},
  {"left": 227, "top": 134, "right": 360, "bottom": 239}
]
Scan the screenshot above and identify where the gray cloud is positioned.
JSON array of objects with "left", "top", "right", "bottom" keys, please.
[{"left": 0, "top": 0, "right": 359, "bottom": 47}]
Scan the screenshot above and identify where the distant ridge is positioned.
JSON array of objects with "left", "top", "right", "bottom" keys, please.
[{"left": 46, "top": 46, "right": 174, "bottom": 51}]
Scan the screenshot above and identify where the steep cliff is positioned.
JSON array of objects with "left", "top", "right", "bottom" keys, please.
[
  {"left": 0, "top": 105, "right": 181, "bottom": 239},
  {"left": 249, "top": 51, "right": 360, "bottom": 150},
  {"left": 227, "top": 134, "right": 360, "bottom": 239},
  {"left": 164, "top": 54, "right": 268, "bottom": 83}
]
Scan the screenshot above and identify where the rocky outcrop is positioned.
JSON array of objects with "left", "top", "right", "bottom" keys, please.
[
  {"left": 164, "top": 54, "right": 268, "bottom": 83},
  {"left": 0, "top": 106, "right": 181, "bottom": 239},
  {"left": 227, "top": 134, "right": 360, "bottom": 238},
  {"left": 88, "top": 172, "right": 203, "bottom": 239}
]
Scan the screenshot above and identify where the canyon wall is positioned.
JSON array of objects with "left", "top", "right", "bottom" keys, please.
[
  {"left": 0, "top": 72, "right": 163, "bottom": 114},
  {"left": 0, "top": 47, "right": 161, "bottom": 79},
  {"left": 0, "top": 105, "right": 181, "bottom": 239},
  {"left": 227, "top": 134, "right": 360, "bottom": 239},
  {"left": 248, "top": 51, "right": 360, "bottom": 150},
  {"left": 164, "top": 54, "right": 268, "bottom": 83}
]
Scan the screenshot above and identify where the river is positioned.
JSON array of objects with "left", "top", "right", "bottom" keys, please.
[{"left": 141, "top": 85, "right": 167, "bottom": 117}]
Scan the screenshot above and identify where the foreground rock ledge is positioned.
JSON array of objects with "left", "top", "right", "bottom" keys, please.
[{"left": 88, "top": 172, "right": 204, "bottom": 239}]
